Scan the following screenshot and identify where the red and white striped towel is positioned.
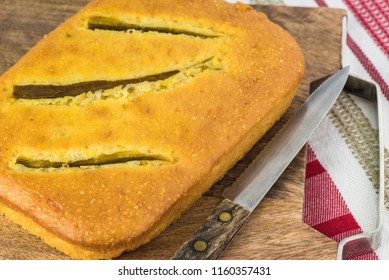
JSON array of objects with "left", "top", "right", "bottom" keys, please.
[{"left": 228, "top": 0, "right": 389, "bottom": 259}]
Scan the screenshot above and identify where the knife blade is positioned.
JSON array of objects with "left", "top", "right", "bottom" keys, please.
[{"left": 171, "top": 66, "right": 350, "bottom": 260}]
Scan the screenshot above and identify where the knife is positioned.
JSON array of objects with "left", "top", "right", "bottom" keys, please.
[{"left": 171, "top": 66, "right": 350, "bottom": 260}]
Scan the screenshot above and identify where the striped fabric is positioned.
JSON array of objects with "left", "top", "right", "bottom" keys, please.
[{"left": 343, "top": 0, "right": 389, "bottom": 59}]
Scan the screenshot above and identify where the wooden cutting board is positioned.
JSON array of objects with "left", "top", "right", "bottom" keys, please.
[{"left": 0, "top": 1, "right": 345, "bottom": 260}]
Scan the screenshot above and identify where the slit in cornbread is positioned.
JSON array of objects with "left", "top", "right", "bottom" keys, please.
[
  {"left": 13, "top": 57, "right": 221, "bottom": 105},
  {"left": 87, "top": 16, "right": 221, "bottom": 39},
  {"left": 13, "top": 71, "right": 180, "bottom": 99},
  {"left": 14, "top": 150, "right": 173, "bottom": 170}
]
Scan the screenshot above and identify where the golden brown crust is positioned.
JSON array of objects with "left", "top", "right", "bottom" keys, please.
[{"left": 0, "top": 0, "right": 304, "bottom": 259}]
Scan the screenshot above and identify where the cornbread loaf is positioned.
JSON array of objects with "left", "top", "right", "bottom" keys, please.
[{"left": 0, "top": 0, "right": 304, "bottom": 259}]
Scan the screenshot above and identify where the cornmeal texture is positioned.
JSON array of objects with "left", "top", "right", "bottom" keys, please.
[{"left": 0, "top": 0, "right": 304, "bottom": 259}]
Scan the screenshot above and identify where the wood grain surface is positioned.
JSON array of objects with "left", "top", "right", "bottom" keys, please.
[{"left": 0, "top": 0, "right": 345, "bottom": 259}]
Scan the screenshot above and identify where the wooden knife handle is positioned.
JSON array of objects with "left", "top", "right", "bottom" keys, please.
[{"left": 171, "top": 198, "right": 251, "bottom": 260}]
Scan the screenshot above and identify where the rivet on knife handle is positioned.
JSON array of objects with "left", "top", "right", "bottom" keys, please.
[{"left": 171, "top": 198, "right": 250, "bottom": 260}]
